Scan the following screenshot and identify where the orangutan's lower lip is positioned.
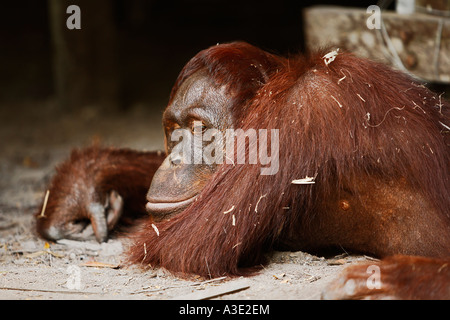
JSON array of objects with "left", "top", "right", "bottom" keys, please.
[{"left": 145, "top": 196, "right": 197, "bottom": 215}]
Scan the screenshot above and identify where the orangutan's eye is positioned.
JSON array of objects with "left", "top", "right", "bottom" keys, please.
[{"left": 190, "top": 120, "right": 207, "bottom": 134}]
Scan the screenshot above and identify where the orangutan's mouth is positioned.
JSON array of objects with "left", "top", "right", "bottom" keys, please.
[{"left": 145, "top": 196, "right": 197, "bottom": 218}]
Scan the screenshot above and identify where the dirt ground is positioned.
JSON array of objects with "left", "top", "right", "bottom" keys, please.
[{"left": 0, "top": 99, "right": 371, "bottom": 300}]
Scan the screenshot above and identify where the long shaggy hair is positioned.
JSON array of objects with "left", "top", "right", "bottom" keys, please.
[{"left": 126, "top": 44, "right": 450, "bottom": 277}]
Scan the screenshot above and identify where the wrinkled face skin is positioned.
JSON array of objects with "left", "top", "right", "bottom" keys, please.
[{"left": 145, "top": 69, "right": 233, "bottom": 220}]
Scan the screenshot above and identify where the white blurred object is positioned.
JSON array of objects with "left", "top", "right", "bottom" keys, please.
[
  {"left": 416, "top": 0, "right": 450, "bottom": 17},
  {"left": 396, "top": 0, "right": 415, "bottom": 14}
]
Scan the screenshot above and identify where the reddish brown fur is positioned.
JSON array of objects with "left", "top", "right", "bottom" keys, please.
[
  {"left": 36, "top": 146, "right": 165, "bottom": 238},
  {"left": 324, "top": 255, "right": 450, "bottom": 299},
  {"left": 36, "top": 42, "right": 450, "bottom": 299},
  {"left": 127, "top": 45, "right": 450, "bottom": 283}
]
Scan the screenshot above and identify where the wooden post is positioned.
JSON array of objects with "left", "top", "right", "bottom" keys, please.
[{"left": 48, "top": 0, "right": 119, "bottom": 110}]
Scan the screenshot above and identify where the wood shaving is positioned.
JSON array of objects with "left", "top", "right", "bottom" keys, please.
[
  {"left": 292, "top": 176, "right": 316, "bottom": 185},
  {"left": 79, "top": 261, "right": 119, "bottom": 269},
  {"left": 330, "top": 95, "right": 343, "bottom": 108},
  {"left": 254, "top": 194, "right": 267, "bottom": 213},
  {"left": 223, "top": 206, "right": 235, "bottom": 214},
  {"left": 38, "top": 190, "right": 50, "bottom": 218},
  {"left": 323, "top": 49, "right": 340, "bottom": 66},
  {"left": 151, "top": 224, "right": 159, "bottom": 236}
]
